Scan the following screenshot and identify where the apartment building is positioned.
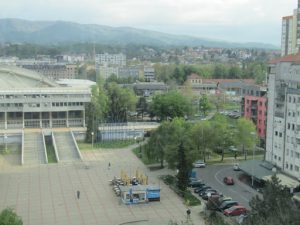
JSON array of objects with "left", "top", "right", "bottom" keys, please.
[
  {"left": 242, "top": 94, "right": 267, "bottom": 144},
  {"left": 95, "top": 53, "right": 126, "bottom": 66},
  {"left": 281, "top": 1, "right": 300, "bottom": 56},
  {"left": 266, "top": 53, "right": 300, "bottom": 179}
]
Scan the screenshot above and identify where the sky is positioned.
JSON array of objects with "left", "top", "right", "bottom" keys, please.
[{"left": 0, "top": 0, "right": 298, "bottom": 45}]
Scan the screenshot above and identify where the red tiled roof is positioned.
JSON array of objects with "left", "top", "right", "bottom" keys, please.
[
  {"left": 269, "top": 53, "right": 300, "bottom": 64},
  {"left": 282, "top": 15, "right": 293, "bottom": 20},
  {"left": 187, "top": 73, "right": 201, "bottom": 79},
  {"left": 200, "top": 79, "right": 255, "bottom": 84}
]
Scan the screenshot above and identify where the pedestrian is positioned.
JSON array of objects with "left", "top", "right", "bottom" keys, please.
[
  {"left": 77, "top": 190, "right": 80, "bottom": 199},
  {"left": 108, "top": 162, "right": 111, "bottom": 170},
  {"left": 234, "top": 152, "right": 237, "bottom": 160},
  {"left": 186, "top": 209, "right": 191, "bottom": 220}
]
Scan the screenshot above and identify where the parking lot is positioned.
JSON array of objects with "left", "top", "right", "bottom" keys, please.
[
  {"left": 0, "top": 147, "right": 205, "bottom": 225},
  {"left": 194, "top": 164, "right": 260, "bottom": 209}
]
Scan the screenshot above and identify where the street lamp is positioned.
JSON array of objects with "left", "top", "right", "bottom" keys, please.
[
  {"left": 91, "top": 132, "right": 94, "bottom": 150},
  {"left": 251, "top": 132, "right": 256, "bottom": 187},
  {"left": 4, "top": 134, "right": 7, "bottom": 153}
]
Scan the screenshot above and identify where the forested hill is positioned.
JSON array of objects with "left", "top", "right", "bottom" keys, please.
[{"left": 0, "top": 18, "right": 277, "bottom": 49}]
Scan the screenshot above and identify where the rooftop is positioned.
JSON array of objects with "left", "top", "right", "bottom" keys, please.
[{"left": 0, "top": 66, "right": 57, "bottom": 89}]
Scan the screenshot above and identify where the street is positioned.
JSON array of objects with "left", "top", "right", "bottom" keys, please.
[{"left": 195, "top": 164, "right": 260, "bottom": 208}]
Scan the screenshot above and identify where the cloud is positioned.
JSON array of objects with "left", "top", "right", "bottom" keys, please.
[{"left": 0, "top": 0, "right": 297, "bottom": 44}]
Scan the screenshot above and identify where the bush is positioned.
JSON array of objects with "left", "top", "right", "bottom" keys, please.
[
  {"left": 184, "top": 190, "right": 201, "bottom": 206},
  {"left": 161, "top": 175, "right": 176, "bottom": 186}
]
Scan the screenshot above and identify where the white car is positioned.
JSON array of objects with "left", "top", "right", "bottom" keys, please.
[
  {"left": 233, "top": 163, "right": 240, "bottom": 171},
  {"left": 193, "top": 160, "right": 206, "bottom": 168}
]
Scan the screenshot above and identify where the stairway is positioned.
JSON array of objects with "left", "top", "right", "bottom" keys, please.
[
  {"left": 23, "top": 131, "right": 47, "bottom": 165},
  {"left": 54, "top": 131, "right": 80, "bottom": 162}
]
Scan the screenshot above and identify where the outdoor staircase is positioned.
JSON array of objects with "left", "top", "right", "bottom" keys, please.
[
  {"left": 23, "top": 131, "right": 47, "bottom": 165},
  {"left": 54, "top": 131, "right": 81, "bottom": 162}
]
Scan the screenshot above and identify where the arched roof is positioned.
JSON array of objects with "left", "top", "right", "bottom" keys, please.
[{"left": 0, "top": 66, "right": 58, "bottom": 89}]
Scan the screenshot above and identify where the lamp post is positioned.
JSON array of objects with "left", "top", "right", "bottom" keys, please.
[
  {"left": 91, "top": 132, "right": 94, "bottom": 150},
  {"left": 4, "top": 134, "right": 7, "bottom": 153},
  {"left": 251, "top": 132, "right": 256, "bottom": 187}
]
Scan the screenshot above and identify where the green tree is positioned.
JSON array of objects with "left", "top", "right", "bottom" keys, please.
[
  {"left": 176, "top": 142, "right": 189, "bottom": 192},
  {"left": 149, "top": 90, "right": 192, "bottom": 121},
  {"left": 106, "top": 82, "right": 137, "bottom": 122},
  {"left": 190, "top": 121, "right": 214, "bottom": 162},
  {"left": 199, "top": 95, "right": 212, "bottom": 116},
  {"left": 136, "top": 96, "right": 148, "bottom": 120},
  {"left": 211, "top": 114, "right": 234, "bottom": 161},
  {"left": 0, "top": 208, "right": 23, "bottom": 225},
  {"left": 85, "top": 82, "right": 108, "bottom": 143},
  {"left": 246, "top": 175, "right": 300, "bottom": 225},
  {"left": 235, "top": 117, "right": 256, "bottom": 160}
]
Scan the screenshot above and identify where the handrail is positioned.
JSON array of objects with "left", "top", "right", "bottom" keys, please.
[
  {"left": 71, "top": 131, "right": 82, "bottom": 160},
  {"left": 52, "top": 132, "right": 60, "bottom": 162},
  {"left": 21, "top": 130, "right": 24, "bottom": 165},
  {"left": 42, "top": 130, "right": 48, "bottom": 164}
]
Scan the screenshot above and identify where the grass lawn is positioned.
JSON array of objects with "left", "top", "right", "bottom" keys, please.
[
  {"left": 78, "top": 139, "right": 136, "bottom": 151},
  {"left": 46, "top": 144, "right": 57, "bottom": 163}
]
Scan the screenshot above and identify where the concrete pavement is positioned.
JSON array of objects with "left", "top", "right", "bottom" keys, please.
[{"left": 0, "top": 144, "right": 205, "bottom": 225}]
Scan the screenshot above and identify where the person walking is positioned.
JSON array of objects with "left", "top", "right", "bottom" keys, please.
[
  {"left": 186, "top": 208, "right": 191, "bottom": 220},
  {"left": 108, "top": 162, "right": 111, "bottom": 170},
  {"left": 77, "top": 190, "right": 80, "bottom": 199}
]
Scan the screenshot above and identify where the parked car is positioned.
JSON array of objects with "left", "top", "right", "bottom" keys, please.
[
  {"left": 218, "top": 197, "right": 233, "bottom": 206},
  {"left": 193, "top": 184, "right": 207, "bottom": 193},
  {"left": 202, "top": 191, "right": 222, "bottom": 200},
  {"left": 233, "top": 163, "right": 240, "bottom": 171},
  {"left": 219, "top": 201, "right": 239, "bottom": 211},
  {"left": 199, "top": 188, "right": 216, "bottom": 196},
  {"left": 195, "top": 186, "right": 211, "bottom": 194},
  {"left": 189, "top": 180, "right": 204, "bottom": 188},
  {"left": 224, "top": 205, "right": 247, "bottom": 216},
  {"left": 224, "top": 176, "right": 234, "bottom": 185},
  {"left": 193, "top": 160, "right": 206, "bottom": 168}
]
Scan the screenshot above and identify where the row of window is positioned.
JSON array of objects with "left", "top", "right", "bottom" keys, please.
[
  {"left": 288, "top": 96, "right": 300, "bottom": 103},
  {"left": 0, "top": 94, "right": 87, "bottom": 99},
  {"left": 0, "top": 102, "right": 84, "bottom": 108},
  {"left": 286, "top": 149, "right": 300, "bottom": 159},
  {"left": 285, "top": 163, "right": 300, "bottom": 172}
]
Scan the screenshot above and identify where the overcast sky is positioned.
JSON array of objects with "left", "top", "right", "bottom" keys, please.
[{"left": 0, "top": 0, "right": 297, "bottom": 45}]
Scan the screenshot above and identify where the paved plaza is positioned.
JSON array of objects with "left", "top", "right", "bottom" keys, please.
[{"left": 0, "top": 145, "right": 205, "bottom": 225}]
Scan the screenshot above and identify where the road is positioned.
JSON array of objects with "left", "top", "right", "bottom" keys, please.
[{"left": 195, "top": 164, "right": 260, "bottom": 208}]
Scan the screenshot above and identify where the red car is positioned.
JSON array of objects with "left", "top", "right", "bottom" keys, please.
[
  {"left": 223, "top": 176, "right": 234, "bottom": 185},
  {"left": 224, "top": 205, "right": 247, "bottom": 216}
]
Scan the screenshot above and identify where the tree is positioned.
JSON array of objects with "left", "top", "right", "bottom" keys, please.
[
  {"left": 136, "top": 96, "right": 148, "bottom": 120},
  {"left": 149, "top": 90, "right": 192, "bottom": 121},
  {"left": 199, "top": 95, "right": 212, "bottom": 116},
  {"left": 246, "top": 175, "right": 300, "bottom": 225},
  {"left": 105, "top": 82, "right": 137, "bottom": 122},
  {"left": 85, "top": 82, "right": 108, "bottom": 143},
  {"left": 176, "top": 142, "right": 189, "bottom": 192},
  {"left": 211, "top": 114, "right": 234, "bottom": 161},
  {"left": 0, "top": 208, "right": 23, "bottom": 225},
  {"left": 235, "top": 117, "right": 256, "bottom": 160},
  {"left": 190, "top": 121, "right": 214, "bottom": 162}
]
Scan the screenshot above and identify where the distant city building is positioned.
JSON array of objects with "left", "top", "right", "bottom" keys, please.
[
  {"left": 99, "top": 66, "right": 119, "bottom": 80},
  {"left": 95, "top": 53, "right": 126, "bottom": 66},
  {"left": 20, "top": 64, "right": 78, "bottom": 80},
  {"left": 281, "top": 1, "right": 300, "bottom": 56},
  {"left": 144, "top": 66, "right": 155, "bottom": 82},
  {"left": 118, "top": 67, "right": 141, "bottom": 79},
  {"left": 242, "top": 93, "right": 267, "bottom": 144},
  {"left": 266, "top": 53, "right": 300, "bottom": 179}
]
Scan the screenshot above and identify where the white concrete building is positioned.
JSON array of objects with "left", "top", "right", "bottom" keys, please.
[
  {"left": 266, "top": 53, "right": 300, "bottom": 179},
  {"left": 95, "top": 53, "right": 126, "bottom": 66},
  {"left": 0, "top": 66, "right": 91, "bottom": 129}
]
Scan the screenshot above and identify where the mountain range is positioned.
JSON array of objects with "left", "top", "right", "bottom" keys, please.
[{"left": 0, "top": 18, "right": 278, "bottom": 49}]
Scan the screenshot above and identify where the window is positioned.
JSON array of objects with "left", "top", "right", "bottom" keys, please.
[
  {"left": 290, "top": 164, "right": 293, "bottom": 171},
  {"left": 288, "top": 123, "right": 290, "bottom": 129},
  {"left": 295, "top": 166, "right": 299, "bottom": 172},
  {"left": 275, "top": 131, "right": 278, "bottom": 136},
  {"left": 279, "top": 132, "right": 282, "bottom": 137}
]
